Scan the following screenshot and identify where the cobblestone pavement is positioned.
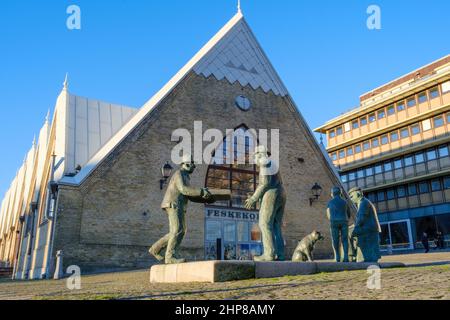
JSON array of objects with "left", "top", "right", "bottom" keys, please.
[{"left": 0, "top": 252, "right": 449, "bottom": 300}]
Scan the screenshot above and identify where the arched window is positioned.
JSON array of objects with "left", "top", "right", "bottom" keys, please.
[
  {"left": 206, "top": 126, "right": 258, "bottom": 209},
  {"left": 204, "top": 126, "right": 262, "bottom": 261}
]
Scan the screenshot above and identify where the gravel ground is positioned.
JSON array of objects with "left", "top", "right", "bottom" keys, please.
[{"left": 0, "top": 264, "right": 449, "bottom": 300}]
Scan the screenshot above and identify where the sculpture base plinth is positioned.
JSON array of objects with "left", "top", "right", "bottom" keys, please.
[{"left": 149, "top": 261, "right": 405, "bottom": 283}]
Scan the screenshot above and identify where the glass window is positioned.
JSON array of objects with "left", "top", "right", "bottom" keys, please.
[
  {"left": 363, "top": 141, "right": 371, "bottom": 151},
  {"left": 384, "top": 161, "right": 393, "bottom": 172},
  {"left": 387, "top": 105, "right": 395, "bottom": 116},
  {"left": 434, "top": 116, "right": 444, "bottom": 128},
  {"left": 348, "top": 172, "right": 356, "bottom": 181},
  {"left": 390, "top": 131, "right": 399, "bottom": 142},
  {"left": 357, "top": 169, "right": 365, "bottom": 179},
  {"left": 368, "top": 193, "right": 377, "bottom": 203},
  {"left": 347, "top": 147, "right": 354, "bottom": 156},
  {"left": 394, "top": 158, "right": 403, "bottom": 169},
  {"left": 375, "top": 165, "right": 383, "bottom": 174},
  {"left": 415, "top": 153, "right": 425, "bottom": 164},
  {"left": 377, "top": 191, "right": 386, "bottom": 201},
  {"left": 341, "top": 174, "right": 348, "bottom": 183},
  {"left": 237, "top": 221, "right": 250, "bottom": 242},
  {"left": 336, "top": 127, "right": 343, "bottom": 135},
  {"left": 429, "top": 87, "right": 440, "bottom": 99},
  {"left": 443, "top": 177, "right": 450, "bottom": 189},
  {"left": 365, "top": 166, "right": 374, "bottom": 176},
  {"left": 331, "top": 153, "right": 337, "bottom": 161},
  {"left": 372, "top": 138, "right": 379, "bottom": 148},
  {"left": 408, "top": 184, "right": 418, "bottom": 196},
  {"left": 386, "top": 189, "right": 395, "bottom": 200},
  {"left": 404, "top": 156, "right": 414, "bottom": 167},
  {"left": 426, "top": 149, "right": 437, "bottom": 161},
  {"left": 369, "top": 113, "right": 376, "bottom": 123},
  {"left": 339, "top": 150, "right": 345, "bottom": 159},
  {"left": 407, "top": 96, "right": 417, "bottom": 108},
  {"left": 352, "top": 120, "right": 359, "bottom": 129},
  {"left": 447, "top": 113, "right": 450, "bottom": 124},
  {"left": 354, "top": 144, "right": 362, "bottom": 154},
  {"left": 378, "top": 109, "right": 386, "bottom": 119},
  {"left": 411, "top": 124, "right": 421, "bottom": 135},
  {"left": 419, "top": 182, "right": 430, "bottom": 194},
  {"left": 381, "top": 135, "right": 389, "bottom": 145},
  {"left": 397, "top": 101, "right": 405, "bottom": 112},
  {"left": 431, "top": 179, "right": 442, "bottom": 192},
  {"left": 397, "top": 186, "right": 407, "bottom": 198},
  {"left": 400, "top": 128, "right": 410, "bottom": 139},
  {"left": 418, "top": 92, "right": 428, "bottom": 104},
  {"left": 206, "top": 220, "right": 222, "bottom": 241},
  {"left": 360, "top": 117, "right": 368, "bottom": 126},
  {"left": 329, "top": 130, "right": 336, "bottom": 138},
  {"left": 422, "top": 119, "right": 432, "bottom": 131},
  {"left": 439, "top": 145, "right": 449, "bottom": 158}
]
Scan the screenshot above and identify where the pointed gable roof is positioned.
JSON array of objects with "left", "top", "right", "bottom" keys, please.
[
  {"left": 192, "top": 15, "right": 287, "bottom": 96},
  {"left": 60, "top": 11, "right": 289, "bottom": 186}
]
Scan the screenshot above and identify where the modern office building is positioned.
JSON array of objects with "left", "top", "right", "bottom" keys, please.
[{"left": 316, "top": 55, "right": 450, "bottom": 252}]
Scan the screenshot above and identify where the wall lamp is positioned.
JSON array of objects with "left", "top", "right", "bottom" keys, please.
[
  {"left": 160, "top": 162, "right": 174, "bottom": 190},
  {"left": 309, "top": 183, "right": 323, "bottom": 206}
]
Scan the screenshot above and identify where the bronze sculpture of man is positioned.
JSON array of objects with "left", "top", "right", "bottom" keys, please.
[
  {"left": 348, "top": 187, "right": 381, "bottom": 263},
  {"left": 149, "top": 155, "right": 212, "bottom": 264},
  {"left": 327, "top": 187, "right": 352, "bottom": 262},
  {"left": 245, "top": 146, "right": 286, "bottom": 262}
]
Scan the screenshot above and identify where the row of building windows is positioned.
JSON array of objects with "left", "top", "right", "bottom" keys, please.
[
  {"left": 332, "top": 111, "right": 450, "bottom": 161},
  {"left": 366, "top": 175, "right": 450, "bottom": 203},
  {"left": 340, "top": 143, "right": 450, "bottom": 183},
  {"left": 329, "top": 84, "right": 443, "bottom": 138}
]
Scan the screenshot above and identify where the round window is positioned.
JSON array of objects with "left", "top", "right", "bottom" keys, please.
[{"left": 235, "top": 95, "right": 252, "bottom": 111}]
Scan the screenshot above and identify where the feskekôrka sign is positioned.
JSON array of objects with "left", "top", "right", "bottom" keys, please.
[{"left": 205, "top": 207, "right": 259, "bottom": 221}]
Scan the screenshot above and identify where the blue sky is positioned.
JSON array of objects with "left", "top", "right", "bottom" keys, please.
[{"left": 0, "top": 0, "right": 449, "bottom": 197}]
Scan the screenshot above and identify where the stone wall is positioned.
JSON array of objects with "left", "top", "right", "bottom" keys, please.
[{"left": 53, "top": 72, "right": 340, "bottom": 270}]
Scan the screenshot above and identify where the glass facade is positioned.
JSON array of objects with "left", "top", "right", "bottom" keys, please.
[{"left": 205, "top": 126, "right": 262, "bottom": 260}]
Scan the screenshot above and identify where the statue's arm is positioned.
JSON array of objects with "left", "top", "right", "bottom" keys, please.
[
  {"left": 346, "top": 203, "right": 352, "bottom": 221},
  {"left": 175, "top": 173, "right": 203, "bottom": 197},
  {"left": 326, "top": 206, "right": 331, "bottom": 221},
  {"left": 355, "top": 200, "right": 369, "bottom": 227}
]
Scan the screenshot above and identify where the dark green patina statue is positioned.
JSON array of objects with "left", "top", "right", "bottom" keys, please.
[
  {"left": 327, "top": 187, "right": 352, "bottom": 262},
  {"left": 245, "top": 146, "right": 286, "bottom": 262},
  {"left": 348, "top": 187, "right": 382, "bottom": 263},
  {"left": 149, "top": 155, "right": 213, "bottom": 264}
]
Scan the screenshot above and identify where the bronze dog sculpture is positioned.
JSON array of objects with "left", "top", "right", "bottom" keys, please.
[{"left": 292, "top": 231, "right": 324, "bottom": 262}]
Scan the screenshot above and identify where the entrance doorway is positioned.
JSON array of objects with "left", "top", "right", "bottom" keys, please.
[{"left": 380, "top": 219, "right": 414, "bottom": 251}]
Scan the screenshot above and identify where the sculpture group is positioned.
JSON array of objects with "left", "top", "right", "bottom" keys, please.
[{"left": 150, "top": 146, "right": 381, "bottom": 265}]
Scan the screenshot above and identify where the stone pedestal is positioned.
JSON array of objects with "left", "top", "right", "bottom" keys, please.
[{"left": 149, "top": 260, "right": 405, "bottom": 283}]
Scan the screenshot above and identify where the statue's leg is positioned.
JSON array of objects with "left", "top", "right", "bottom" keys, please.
[
  {"left": 165, "top": 208, "right": 186, "bottom": 264},
  {"left": 331, "top": 223, "right": 341, "bottom": 262},
  {"left": 273, "top": 196, "right": 286, "bottom": 261},
  {"left": 255, "top": 191, "right": 277, "bottom": 261},
  {"left": 149, "top": 234, "right": 170, "bottom": 261},
  {"left": 341, "top": 223, "right": 349, "bottom": 262},
  {"left": 149, "top": 210, "right": 171, "bottom": 261},
  {"left": 173, "top": 209, "right": 187, "bottom": 259}
]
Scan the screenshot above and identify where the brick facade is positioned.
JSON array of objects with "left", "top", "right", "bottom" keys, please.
[{"left": 53, "top": 72, "right": 341, "bottom": 270}]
